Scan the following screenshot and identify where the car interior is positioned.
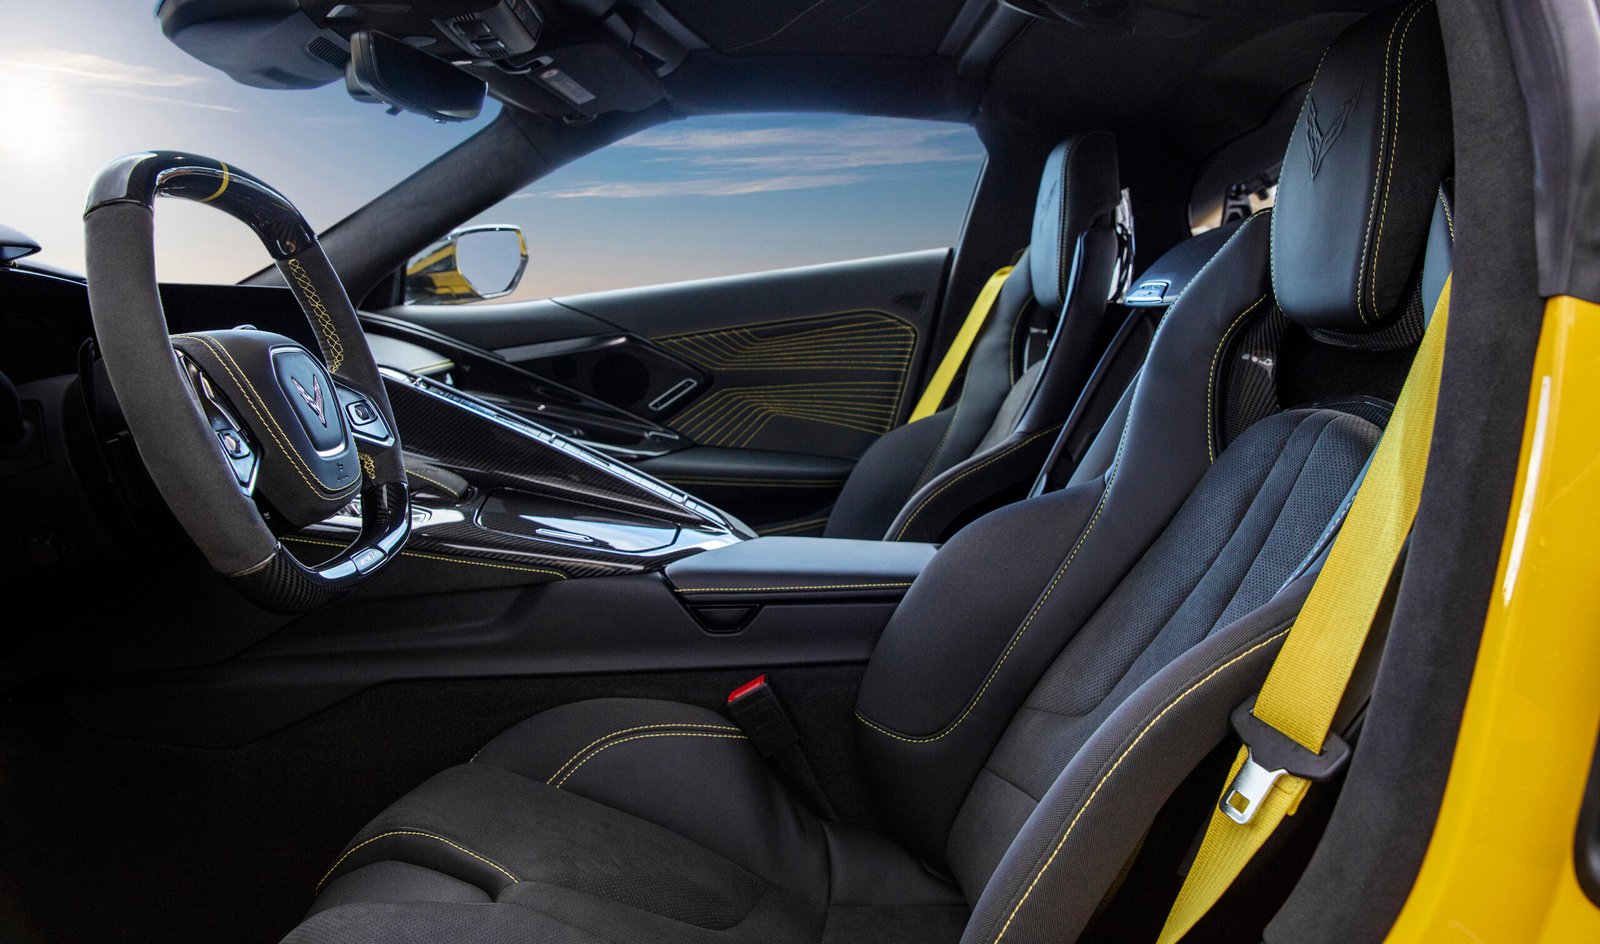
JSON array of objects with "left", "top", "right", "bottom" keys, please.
[{"left": 0, "top": 0, "right": 1580, "bottom": 942}]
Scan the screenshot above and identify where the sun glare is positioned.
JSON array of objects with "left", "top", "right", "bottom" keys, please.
[{"left": 4, "top": 75, "right": 69, "bottom": 162}]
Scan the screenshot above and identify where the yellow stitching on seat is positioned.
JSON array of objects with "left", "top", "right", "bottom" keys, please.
[
  {"left": 316, "top": 830, "right": 518, "bottom": 892},
  {"left": 1367, "top": 0, "right": 1433, "bottom": 322},
  {"left": 545, "top": 722, "right": 742, "bottom": 783},
  {"left": 857, "top": 418, "right": 1134, "bottom": 744},
  {"left": 407, "top": 469, "right": 461, "bottom": 497},
  {"left": 172, "top": 334, "right": 350, "bottom": 499},
  {"left": 1205, "top": 295, "right": 1271, "bottom": 462},
  {"left": 552, "top": 732, "right": 747, "bottom": 789},
  {"left": 674, "top": 582, "right": 913, "bottom": 594},
  {"left": 1354, "top": 0, "right": 1429, "bottom": 324},
  {"left": 893, "top": 426, "right": 1062, "bottom": 540},
  {"left": 282, "top": 535, "right": 566, "bottom": 579},
  {"left": 988, "top": 628, "right": 1291, "bottom": 943},
  {"left": 284, "top": 258, "right": 345, "bottom": 372},
  {"left": 914, "top": 377, "right": 969, "bottom": 492}
]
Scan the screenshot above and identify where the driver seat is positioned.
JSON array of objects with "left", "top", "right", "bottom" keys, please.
[{"left": 283, "top": 4, "right": 1452, "bottom": 942}]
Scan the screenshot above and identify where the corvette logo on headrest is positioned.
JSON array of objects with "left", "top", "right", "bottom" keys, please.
[
  {"left": 1306, "top": 84, "right": 1361, "bottom": 180},
  {"left": 290, "top": 373, "right": 328, "bottom": 427}
]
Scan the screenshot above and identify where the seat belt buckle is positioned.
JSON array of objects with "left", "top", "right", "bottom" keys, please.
[
  {"left": 1221, "top": 699, "right": 1352, "bottom": 825},
  {"left": 726, "top": 675, "right": 799, "bottom": 758}
]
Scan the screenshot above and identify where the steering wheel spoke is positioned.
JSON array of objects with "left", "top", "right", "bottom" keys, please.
[{"left": 176, "top": 349, "right": 260, "bottom": 495}]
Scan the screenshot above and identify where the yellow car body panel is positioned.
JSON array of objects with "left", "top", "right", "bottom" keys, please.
[{"left": 1386, "top": 295, "right": 1600, "bottom": 941}]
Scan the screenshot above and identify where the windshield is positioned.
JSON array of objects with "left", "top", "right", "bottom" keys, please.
[{"left": 2, "top": 0, "right": 497, "bottom": 283}]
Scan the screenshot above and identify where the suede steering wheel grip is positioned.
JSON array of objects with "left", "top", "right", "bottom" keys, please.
[{"left": 83, "top": 151, "right": 409, "bottom": 612}]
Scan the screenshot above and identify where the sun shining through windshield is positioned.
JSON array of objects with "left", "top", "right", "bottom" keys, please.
[{"left": 0, "top": 1, "right": 496, "bottom": 283}]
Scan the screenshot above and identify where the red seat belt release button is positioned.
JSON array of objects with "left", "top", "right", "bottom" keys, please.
[
  {"left": 726, "top": 674, "right": 798, "bottom": 757},
  {"left": 728, "top": 674, "right": 768, "bottom": 704}
]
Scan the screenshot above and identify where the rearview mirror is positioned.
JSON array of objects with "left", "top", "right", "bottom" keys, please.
[
  {"left": 405, "top": 225, "right": 529, "bottom": 305},
  {"left": 347, "top": 30, "right": 485, "bottom": 122}
]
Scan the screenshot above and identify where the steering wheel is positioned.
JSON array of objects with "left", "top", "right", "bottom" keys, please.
[{"left": 82, "top": 151, "right": 410, "bottom": 612}]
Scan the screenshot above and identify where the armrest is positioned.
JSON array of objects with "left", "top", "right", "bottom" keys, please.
[{"left": 665, "top": 537, "right": 936, "bottom": 602}]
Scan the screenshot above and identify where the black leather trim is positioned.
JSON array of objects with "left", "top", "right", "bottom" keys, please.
[
  {"left": 1029, "top": 132, "right": 1121, "bottom": 312},
  {"left": 665, "top": 536, "right": 936, "bottom": 600},
  {"left": 1271, "top": 0, "right": 1453, "bottom": 330}
]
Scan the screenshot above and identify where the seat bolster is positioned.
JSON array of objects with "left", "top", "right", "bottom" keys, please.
[
  {"left": 319, "top": 762, "right": 776, "bottom": 927},
  {"left": 884, "top": 424, "right": 1061, "bottom": 543},
  {"left": 913, "top": 264, "right": 1041, "bottom": 493},
  {"left": 310, "top": 861, "right": 490, "bottom": 917},
  {"left": 957, "top": 578, "right": 1312, "bottom": 944},
  {"left": 473, "top": 697, "right": 746, "bottom": 785},
  {"left": 473, "top": 698, "right": 830, "bottom": 895},
  {"left": 825, "top": 407, "right": 957, "bottom": 539},
  {"left": 306, "top": 698, "right": 966, "bottom": 943}
]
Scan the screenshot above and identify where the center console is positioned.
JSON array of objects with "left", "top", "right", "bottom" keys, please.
[{"left": 289, "top": 368, "right": 937, "bottom": 656}]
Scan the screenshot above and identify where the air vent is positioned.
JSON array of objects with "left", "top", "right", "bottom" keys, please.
[{"left": 304, "top": 35, "right": 351, "bottom": 69}]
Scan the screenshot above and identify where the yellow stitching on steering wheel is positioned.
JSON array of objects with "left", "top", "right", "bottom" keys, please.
[{"left": 284, "top": 258, "right": 345, "bottom": 372}]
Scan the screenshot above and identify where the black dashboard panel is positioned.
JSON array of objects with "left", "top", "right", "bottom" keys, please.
[{"left": 0, "top": 268, "right": 747, "bottom": 597}]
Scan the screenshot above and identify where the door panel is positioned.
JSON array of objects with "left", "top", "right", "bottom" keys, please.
[
  {"left": 387, "top": 249, "right": 949, "bottom": 531},
  {"left": 650, "top": 309, "right": 917, "bottom": 457}
]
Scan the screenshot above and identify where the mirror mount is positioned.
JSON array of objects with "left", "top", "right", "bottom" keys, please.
[
  {"left": 405, "top": 224, "right": 529, "bottom": 305},
  {"left": 347, "top": 30, "right": 486, "bottom": 122}
]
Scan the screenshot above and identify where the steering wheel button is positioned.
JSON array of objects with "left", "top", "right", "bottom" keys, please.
[
  {"left": 347, "top": 400, "right": 377, "bottom": 425},
  {"left": 350, "top": 547, "right": 386, "bottom": 574}
]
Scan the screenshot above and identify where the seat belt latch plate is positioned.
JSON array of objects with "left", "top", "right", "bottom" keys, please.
[{"left": 1221, "top": 699, "right": 1353, "bottom": 825}]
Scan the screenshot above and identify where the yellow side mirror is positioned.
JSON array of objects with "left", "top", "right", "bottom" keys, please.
[{"left": 404, "top": 224, "right": 528, "bottom": 305}]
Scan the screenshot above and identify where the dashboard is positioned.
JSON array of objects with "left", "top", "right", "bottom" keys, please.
[{"left": 0, "top": 263, "right": 750, "bottom": 597}]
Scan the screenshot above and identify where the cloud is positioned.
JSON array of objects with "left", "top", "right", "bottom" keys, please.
[
  {"left": 525, "top": 173, "right": 866, "bottom": 199},
  {"left": 1, "top": 51, "right": 205, "bottom": 88},
  {"left": 0, "top": 50, "right": 239, "bottom": 112},
  {"left": 518, "top": 117, "right": 982, "bottom": 200},
  {"left": 619, "top": 120, "right": 980, "bottom": 172}
]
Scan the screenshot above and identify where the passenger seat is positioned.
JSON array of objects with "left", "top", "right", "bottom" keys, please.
[
  {"left": 889, "top": 218, "right": 1249, "bottom": 541},
  {"left": 825, "top": 132, "right": 1123, "bottom": 540}
]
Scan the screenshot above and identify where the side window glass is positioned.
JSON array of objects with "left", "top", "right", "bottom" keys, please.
[{"left": 430, "top": 113, "right": 985, "bottom": 303}]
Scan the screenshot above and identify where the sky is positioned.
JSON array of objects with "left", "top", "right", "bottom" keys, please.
[{"left": 1, "top": 1, "right": 986, "bottom": 299}]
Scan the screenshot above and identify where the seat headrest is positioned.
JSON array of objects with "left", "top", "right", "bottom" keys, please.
[
  {"left": 1270, "top": 0, "right": 1452, "bottom": 331},
  {"left": 1030, "top": 131, "right": 1120, "bottom": 312}
]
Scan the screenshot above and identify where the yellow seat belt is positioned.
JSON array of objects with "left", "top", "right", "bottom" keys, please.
[
  {"left": 1155, "top": 275, "right": 1453, "bottom": 944},
  {"left": 908, "top": 266, "right": 1014, "bottom": 422}
]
